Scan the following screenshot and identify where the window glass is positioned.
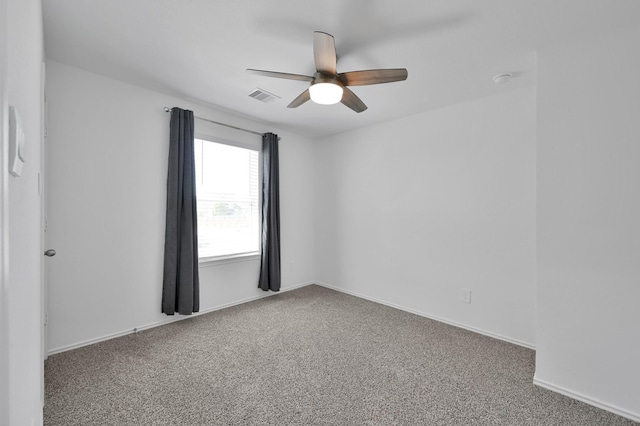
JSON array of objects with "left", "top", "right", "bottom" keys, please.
[{"left": 194, "top": 138, "right": 260, "bottom": 259}]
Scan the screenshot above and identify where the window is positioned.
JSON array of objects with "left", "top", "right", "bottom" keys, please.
[{"left": 194, "top": 138, "right": 260, "bottom": 261}]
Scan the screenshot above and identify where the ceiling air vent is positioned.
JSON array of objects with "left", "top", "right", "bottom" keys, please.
[{"left": 248, "top": 88, "right": 280, "bottom": 103}]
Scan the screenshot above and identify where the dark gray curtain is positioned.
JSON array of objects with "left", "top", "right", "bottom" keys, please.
[
  {"left": 162, "top": 107, "right": 200, "bottom": 315},
  {"left": 258, "top": 133, "right": 281, "bottom": 292}
]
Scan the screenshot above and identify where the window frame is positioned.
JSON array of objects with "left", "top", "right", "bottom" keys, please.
[{"left": 194, "top": 133, "right": 262, "bottom": 265}]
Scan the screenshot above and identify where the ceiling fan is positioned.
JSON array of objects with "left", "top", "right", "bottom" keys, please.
[{"left": 246, "top": 31, "right": 408, "bottom": 113}]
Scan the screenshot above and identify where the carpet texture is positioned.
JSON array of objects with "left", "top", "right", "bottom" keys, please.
[{"left": 45, "top": 285, "right": 636, "bottom": 425}]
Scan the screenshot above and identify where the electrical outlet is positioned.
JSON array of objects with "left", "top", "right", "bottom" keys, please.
[{"left": 461, "top": 288, "right": 471, "bottom": 304}]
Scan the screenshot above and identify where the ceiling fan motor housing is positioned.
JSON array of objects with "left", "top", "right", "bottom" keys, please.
[{"left": 312, "top": 72, "right": 343, "bottom": 87}]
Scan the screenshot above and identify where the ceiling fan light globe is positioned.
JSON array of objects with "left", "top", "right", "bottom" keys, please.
[{"left": 309, "top": 82, "right": 343, "bottom": 105}]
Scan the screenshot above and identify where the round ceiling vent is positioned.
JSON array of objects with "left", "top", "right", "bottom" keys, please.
[{"left": 493, "top": 73, "right": 513, "bottom": 85}]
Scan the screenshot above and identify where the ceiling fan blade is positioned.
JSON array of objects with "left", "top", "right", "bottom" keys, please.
[
  {"left": 246, "top": 69, "right": 313, "bottom": 82},
  {"left": 338, "top": 69, "right": 408, "bottom": 86},
  {"left": 313, "top": 31, "right": 337, "bottom": 75},
  {"left": 287, "top": 89, "right": 311, "bottom": 108},
  {"left": 341, "top": 87, "right": 367, "bottom": 113}
]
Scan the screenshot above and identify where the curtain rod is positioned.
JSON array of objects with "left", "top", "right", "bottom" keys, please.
[{"left": 164, "top": 107, "right": 278, "bottom": 139}]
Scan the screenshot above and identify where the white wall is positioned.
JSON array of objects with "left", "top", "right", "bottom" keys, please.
[
  {"left": 45, "top": 60, "right": 315, "bottom": 353},
  {"left": 535, "top": 24, "right": 640, "bottom": 421},
  {"left": 0, "top": 0, "right": 9, "bottom": 422},
  {"left": 314, "top": 87, "right": 537, "bottom": 347},
  {"left": 2, "top": 0, "right": 45, "bottom": 424}
]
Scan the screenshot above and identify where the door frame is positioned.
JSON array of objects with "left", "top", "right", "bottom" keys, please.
[{"left": 40, "top": 60, "right": 47, "bottom": 407}]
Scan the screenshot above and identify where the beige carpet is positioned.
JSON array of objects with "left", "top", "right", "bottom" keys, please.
[{"left": 45, "top": 285, "right": 636, "bottom": 425}]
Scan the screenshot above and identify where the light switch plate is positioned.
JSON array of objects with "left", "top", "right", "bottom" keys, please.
[{"left": 9, "top": 105, "right": 25, "bottom": 177}]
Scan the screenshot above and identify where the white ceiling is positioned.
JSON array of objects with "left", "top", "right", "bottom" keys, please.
[{"left": 42, "top": 0, "right": 640, "bottom": 139}]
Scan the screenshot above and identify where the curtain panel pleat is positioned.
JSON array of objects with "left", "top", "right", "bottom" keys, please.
[
  {"left": 162, "top": 107, "right": 200, "bottom": 315},
  {"left": 258, "top": 132, "right": 281, "bottom": 292}
]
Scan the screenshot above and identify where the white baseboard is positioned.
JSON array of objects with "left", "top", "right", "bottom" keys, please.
[
  {"left": 314, "top": 281, "right": 536, "bottom": 350},
  {"left": 533, "top": 374, "right": 640, "bottom": 423},
  {"left": 47, "top": 281, "right": 314, "bottom": 356}
]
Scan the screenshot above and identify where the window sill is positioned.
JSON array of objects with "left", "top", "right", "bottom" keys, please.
[{"left": 198, "top": 252, "right": 261, "bottom": 268}]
